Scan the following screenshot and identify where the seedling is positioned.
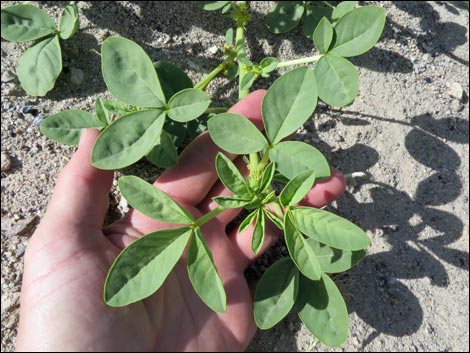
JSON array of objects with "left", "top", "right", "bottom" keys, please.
[
  {"left": 1, "top": 2, "right": 80, "bottom": 96},
  {"left": 36, "top": 1, "right": 386, "bottom": 348}
]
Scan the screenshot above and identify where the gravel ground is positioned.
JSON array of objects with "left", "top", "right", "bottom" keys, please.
[{"left": 1, "top": 1, "right": 468, "bottom": 352}]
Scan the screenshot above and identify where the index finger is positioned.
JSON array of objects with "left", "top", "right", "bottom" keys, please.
[{"left": 154, "top": 90, "right": 266, "bottom": 206}]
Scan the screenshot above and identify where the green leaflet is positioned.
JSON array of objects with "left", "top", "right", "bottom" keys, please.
[
  {"left": 104, "top": 227, "right": 191, "bottom": 307},
  {"left": 118, "top": 175, "right": 194, "bottom": 224},
  {"left": 146, "top": 130, "right": 178, "bottom": 168},
  {"left": 1, "top": 4, "right": 56, "bottom": 42},
  {"left": 314, "top": 54, "right": 359, "bottom": 107},
  {"left": 313, "top": 17, "right": 333, "bottom": 54},
  {"left": 225, "top": 28, "right": 234, "bottom": 45},
  {"left": 290, "top": 207, "right": 370, "bottom": 251},
  {"left": 201, "top": 1, "right": 230, "bottom": 11},
  {"left": 92, "top": 109, "right": 165, "bottom": 170},
  {"left": 240, "top": 71, "right": 258, "bottom": 92},
  {"left": 208, "top": 113, "right": 268, "bottom": 154},
  {"left": 252, "top": 209, "right": 266, "bottom": 254},
  {"left": 263, "top": 209, "right": 284, "bottom": 230},
  {"left": 258, "top": 162, "right": 276, "bottom": 193},
  {"left": 213, "top": 196, "right": 251, "bottom": 208},
  {"left": 259, "top": 57, "right": 279, "bottom": 76},
  {"left": 254, "top": 258, "right": 299, "bottom": 329},
  {"left": 279, "top": 171, "right": 316, "bottom": 207},
  {"left": 95, "top": 98, "right": 110, "bottom": 125},
  {"left": 284, "top": 212, "right": 322, "bottom": 281},
  {"left": 303, "top": 3, "right": 333, "bottom": 40},
  {"left": 168, "top": 88, "right": 211, "bottom": 122},
  {"left": 40, "top": 110, "right": 105, "bottom": 146},
  {"left": 270, "top": 141, "right": 330, "bottom": 180},
  {"left": 238, "top": 210, "right": 258, "bottom": 233},
  {"left": 215, "top": 152, "right": 250, "bottom": 197},
  {"left": 296, "top": 274, "right": 349, "bottom": 347},
  {"left": 266, "top": 1, "right": 304, "bottom": 34},
  {"left": 262, "top": 67, "right": 318, "bottom": 144},
  {"left": 330, "top": 6, "right": 386, "bottom": 57},
  {"left": 59, "top": 2, "right": 79, "bottom": 40},
  {"left": 17, "top": 35, "right": 62, "bottom": 97},
  {"left": 331, "top": 1, "right": 357, "bottom": 20},
  {"left": 154, "top": 61, "right": 193, "bottom": 101},
  {"left": 102, "top": 100, "right": 133, "bottom": 115},
  {"left": 101, "top": 37, "right": 165, "bottom": 108},
  {"left": 306, "top": 238, "right": 365, "bottom": 273},
  {"left": 187, "top": 228, "right": 227, "bottom": 312}
]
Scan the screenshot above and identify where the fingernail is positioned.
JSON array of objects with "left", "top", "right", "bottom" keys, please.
[{"left": 78, "top": 128, "right": 89, "bottom": 147}]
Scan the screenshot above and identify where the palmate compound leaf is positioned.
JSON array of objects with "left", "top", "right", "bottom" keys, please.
[
  {"left": 208, "top": 113, "right": 268, "bottom": 154},
  {"left": 1, "top": 4, "right": 56, "bottom": 42},
  {"left": 296, "top": 273, "right": 349, "bottom": 347},
  {"left": 284, "top": 212, "right": 322, "bottom": 281},
  {"left": 104, "top": 227, "right": 192, "bottom": 307},
  {"left": 118, "top": 175, "right": 194, "bottom": 224},
  {"left": 187, "top": 228, "right": 227, "bottom": 313},
  {"left": 330, "top": 6, "right": 386, "bottom": 58},
  {"left": 92, "top": 109, "right": 165, "bottom": 170},
  {"left": 254, "top": 258, "right": 299, "bottom": 329},
  {"left": 102, "top": 36, "right": 165, "bottom": 108},
  {"left": 314, "top": 54, "right": 359, "bottom": 107},
  {"left": 262, "top": 67, "right": 318, "bottom": 144},
  {"left": 290, "top": 207, "right": 370, "bottom": 251},
  {"left": 40, "top": 110, "right": 105, "bottom": 146},
  {"left": 17, "top": 35, "right": 62, "bottom": 97},
  {"left": 269, "top": 141, "right": 330, "bottom": 181},
  {"left": 266, "top": 1, "right": 304, "bottom": 34}
]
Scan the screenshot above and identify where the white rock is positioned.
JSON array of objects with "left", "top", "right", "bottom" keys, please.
[
  {"left": 447, "top": 82, "right": 464, "bottom": 100},
  {"left": 1, "top": 152, "right": 12, "bottom": 172}
]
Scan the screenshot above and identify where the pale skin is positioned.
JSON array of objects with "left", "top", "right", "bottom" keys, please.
[{"left": 16, "top": 90, "right": 346, "bottom": 352}]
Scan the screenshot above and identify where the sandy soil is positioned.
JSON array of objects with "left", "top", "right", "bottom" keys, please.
[{"left": 1, "top": 1, "right": 468, "bottom": 352}]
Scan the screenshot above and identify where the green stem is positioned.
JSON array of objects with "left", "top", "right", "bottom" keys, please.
[
  {"left": 194, "top": 206, "right": 226, "bottom": 227},
  {"left": 322, "top": 1, "right": 335, "bottom": 9},
  {"left": 236, "top": 25, "right": 249, "bottom": 99},
  {"left": 276, "top": 55, "right": 322, "bottom": 68},
  {"left": 248, "top": 152, "right": 259, "bottom": 171},
  {"left": 204, "top": 107, "right": 228, "bottom": 114},
  {"left": 271, "top": 201, "right": 285, "bottom": 220},
  {"left": 194, "top": 63, "right": 225, "bottom": 91}
]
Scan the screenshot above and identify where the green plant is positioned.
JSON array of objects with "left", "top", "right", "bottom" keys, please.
[
  {"left": 0, "top": 2, "right": 80, "bottom": 96},
  {"left": 37, "top": 1, "right": 386, "bottom": 348}
]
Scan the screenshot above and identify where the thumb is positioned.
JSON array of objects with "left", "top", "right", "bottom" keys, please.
[{"left": 44, "top": 129, "right": 114, "bottom": 231}]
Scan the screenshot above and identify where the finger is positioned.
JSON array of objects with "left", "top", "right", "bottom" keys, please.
[
  {"left": 154, "top": 90, "right": 266, "bottom": 206},
  {"left": 299, "top": 169, "right": 346, "bottom": 208},
  {"left": 229, "top": 216, "right": 281, "bottom": 271},
  {"left": 44, "top": 129, "right": 114, "bottom": 231}
]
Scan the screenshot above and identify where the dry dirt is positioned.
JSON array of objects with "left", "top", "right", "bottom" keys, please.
[{"left": 1, "top": 1, "right": 469, "bottom": 352}]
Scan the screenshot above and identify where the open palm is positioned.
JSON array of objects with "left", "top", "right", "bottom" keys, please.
[{"left": 16, "top": 91, "right": 345, "bottom": 352}]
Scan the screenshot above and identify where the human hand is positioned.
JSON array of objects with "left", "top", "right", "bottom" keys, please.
[{"left": 16, "top": 90, "right": 346, "bottom": 352}]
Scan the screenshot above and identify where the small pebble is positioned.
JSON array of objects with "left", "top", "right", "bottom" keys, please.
[
  {"left": 1, "top": 70, "right": 16, "bottom": 83},
  {"left": 71, "top": 68, "right": 85, "bottom": 85},
  {"left": 1, "top": 152, "right": 12, "bottom": 172},
  {"left": 447, "top": 82, "right": 464, "bottom": 100}
]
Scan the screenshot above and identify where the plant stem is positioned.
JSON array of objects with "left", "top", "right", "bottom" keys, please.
[
  {"left": 322, "top": 1, "right": 335, "bottom": 9},
  {"left": 236, "top": 24, "right": 249, "bottom": 99},
  {"left": 204, "top": 107, "right": 228, "bottom": 114},
  {"left": 276, "top": 55, "right": 322, "bottom": 68},
  {"left": 194, "top": 63, "right": 226, "bottom": 91},
  {"left": 194, "top": 206, "right": 226, "bottom": 227}
]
